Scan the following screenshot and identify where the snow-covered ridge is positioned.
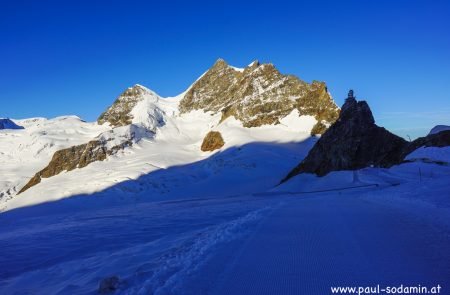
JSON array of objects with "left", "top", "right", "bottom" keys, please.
[
  {"left": 0, "top": 118, "right": 24, "bottom": 130},
  {"left": 0, "top": 116, "right": 109, "bottom": 201},
  {"left": 429, "top": 125, "right": 450, "bottom": 135},
  {"left": 0, "top": 60, "right": 362, "bottom": 209}
]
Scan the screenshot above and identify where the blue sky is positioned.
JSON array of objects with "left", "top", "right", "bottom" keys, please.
[{"left": 1, "top": 0, "right": 449, "bottom": 139}]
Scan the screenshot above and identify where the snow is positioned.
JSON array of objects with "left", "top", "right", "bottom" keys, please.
[
  {"left": 129, "top": 87, "right": 166, "bottom": 132},
  {"left": 0, "top": 78, "right": 320, "bottom": 212},
  {"left": 247, "top": 60, "right": 259, "bottom": 67},
  {"left": 2, "top": 107, "right": 316, "bottom": 211},
  {"left": 1, "top": 79, "right": 449, "bottom": 294},
  {"left": 405, "top": 146, "right": 450, "bottom": 163},
  {"left": 230, "top": 66, "right": 244, "bottom": 72},
  {"left": 0, "top": 116, "right": 109, "bottom": 202},
  {"left": 0, "top": 148, "right": 449, "bottom": 294}
]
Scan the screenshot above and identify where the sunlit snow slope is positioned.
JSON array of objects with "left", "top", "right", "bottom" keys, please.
[{"left": 1, "top": 79, "right": 320, "bottom": 211}]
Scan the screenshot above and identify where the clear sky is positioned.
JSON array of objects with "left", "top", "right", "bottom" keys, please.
[{"left": 1, "top": 0, "right": 449, "bottom": 139}]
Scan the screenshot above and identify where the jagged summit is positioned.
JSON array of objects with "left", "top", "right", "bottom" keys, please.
[
  {"left": 97, "top": 84, "right": 163, "bottom": 129},
  {"left": 247, "top": 60, "right": 260, "bottom": 68},
  {"left": 282, "top": 91, "right": 408, "bottom": 181},
  {"left": 179, "top": 59, "right": 339, "bottom": 134},
  {"left": 339, "top": 90, "right": 375, "bottom": 125}
]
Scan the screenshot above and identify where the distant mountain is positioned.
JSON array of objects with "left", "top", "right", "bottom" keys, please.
[
  {"left": 428, "top": 125, "right": 450, "bottom": 136},
  {"left": 97, "top": 84, "right": 166, "bottom": 131},
  {"left": 0, "top": 118, "right": 24, "bottom": 130}
]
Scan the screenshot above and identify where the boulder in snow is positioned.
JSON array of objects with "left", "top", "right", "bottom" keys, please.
[{"left": 201, "top": 131, "right": 225, "bottom": 152}]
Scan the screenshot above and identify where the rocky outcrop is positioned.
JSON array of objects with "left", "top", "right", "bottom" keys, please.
[
  {"left": 0, "top": 118, "right": 24, "bottom": 130},
  {"left": 17, "top": 125, "right": 149, "bottom": 194},
  {"left": 18, "top": 139, "right": 132, "bottom": 194},
  {"left": 98, "top": 84, "right": 158, "bottom": 127},
  {"left": 282, "top": 91, "right": 408, "bottom": 181},
  {"left": 180, "top": 59, "right": 339, "bottom": 135},
  {"left": 201, "top": 131, "right": 225, "bottom": 152}
]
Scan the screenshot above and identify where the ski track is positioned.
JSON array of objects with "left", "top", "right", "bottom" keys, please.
[
  {"left": 208, "top": 194, "right": 450, "bottom": 294},
  {"left": 0, "top": 195, "right": 278, "bottom": 294},
  {"left": 1, "top": 182, "right": 449, "bottom": 294}
]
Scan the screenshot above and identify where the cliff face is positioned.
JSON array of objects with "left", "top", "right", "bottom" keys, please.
[
  {"left": 282, "top": 91, "right": 408, "bottom": 181},
  {"left": 180, "top": 59, "right": 339, "bottom": 135}
]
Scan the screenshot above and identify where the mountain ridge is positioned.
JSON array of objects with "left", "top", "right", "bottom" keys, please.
[{"left": 11, "top": 58, "right": 339, "bottom": 197}]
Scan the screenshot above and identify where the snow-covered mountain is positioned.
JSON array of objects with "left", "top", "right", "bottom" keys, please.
[
  {"left": 0, "top": 118, "right": 24, "bottom": 130},
  {"left": 0, "top": 59, "right": 338, "bottom": 210},
  {"left": 2, "top": 60, "right": 450, "bottom": 295},
  {"left": 429, "top": 125, "right": 450, "bottom": 135}
]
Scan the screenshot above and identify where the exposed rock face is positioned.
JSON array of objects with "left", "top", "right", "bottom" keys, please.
[
  {"left": 98, "top": 84, "right": 157, "bottom": 127},
  {"left": 0, "top": 118, "right": 24, "bottom": 130},
  {"left": 180, "top": 59, "right": 339, "bottom": 135},
  {"left": 201, "top": 131, "right": 225, "bottom": 152},
  {"left": 18, "top": 126, "right": 144, "bottom": 194},
  {"left": 282, "top": 91, "right": 408, "bottom": 181}
]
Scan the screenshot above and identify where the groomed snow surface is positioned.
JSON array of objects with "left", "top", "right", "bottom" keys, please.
[{"left": 0, "top": 144, "right": 449, "bottom": 294}]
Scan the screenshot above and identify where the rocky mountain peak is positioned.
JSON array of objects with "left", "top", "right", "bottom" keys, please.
[
  {"left": 97, "top": 84, "right": 160, "bottom": 128},
  {"left": 212, "top": 58, "right": 229, "bottom": 69},
  {"left": 179, "top": 59, "right": 340, "bottom": 135},
  {"left": 282, "top": 92, "right": 408, "bottom": 181},
  {"left": 339, "top": 90, "right": 374, "bottom": 125}
]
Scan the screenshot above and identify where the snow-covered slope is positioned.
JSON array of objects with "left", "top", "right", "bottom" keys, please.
[
  {"left": 0, "top": 118, "right": 24, "bottom": 130},
  {"left": 1, "top": 61, "right": 450, "bottom": 295},
  {"left": 0, "top": 142, "right": 449, "bottom": 294},
  {"left": 0, "top": 116, "right": 108, "bottom": 201},
  {"left": 3, "top": 108, "right": 316, "bottom": 211},
  {"left": 1, "top": 60, "right": 328, "bottom": 210}
]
